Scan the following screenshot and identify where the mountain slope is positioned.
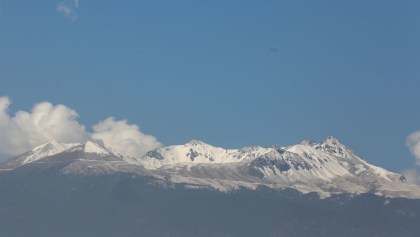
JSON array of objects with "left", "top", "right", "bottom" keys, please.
[{"left": 1, "top": 171, "right": 420, "bottom": 237}]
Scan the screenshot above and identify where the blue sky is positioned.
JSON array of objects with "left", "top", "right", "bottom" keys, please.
[{"left": 0, "top": 0, "right": 420, "bottom": 172}]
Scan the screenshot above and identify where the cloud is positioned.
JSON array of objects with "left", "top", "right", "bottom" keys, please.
[
  {"left": 57, "top": 0, "right": 79, "bottom": 21},
  {"left": 402, "top": 169, "right": 420, "bottom": 185},
  {"left": 92, "top": 118, "right": 162, "bottom": 158},
  {"left": 403, "top": 132, "right": 420, "bottom": 186},
  {"left": 0, "top": 96, "right": 162, "bottom": 160},
  {"left": 406, "top": 131, "right": 420, "bottom": 166},
  {"left": 0, "top": 96, "right": 88, "bottom": 157}
]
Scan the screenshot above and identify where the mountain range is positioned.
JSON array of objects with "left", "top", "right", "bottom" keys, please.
[
  {"left": 1, "top": 136, "right": 419, "bottom": 199},
  {"left": 1, "top": 136, "right": 420, "bottom": 236}
]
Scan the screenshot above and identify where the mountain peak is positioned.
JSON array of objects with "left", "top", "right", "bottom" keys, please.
[
  {"left": 310, "top": 136, "right": 358, "bottom": 159},
  {"left": 299, "top": 136, "right": 343, "bottom": 148},
  {"left": 32, "top": 139, "right": 67, "bottom": 151},
  {"left": 324, "top": 135, "right": 342, "bottom": 145},
  {"left": 185, "top": 140, "right": 212, "bottom": 147},
  {"left": 0, "top": 140, "right": 78, "bottom": 169},
  {"left": 68, "top": 140, "right": 113, "bottom": 156},
  {"left": 23, "top": 140, "right": 77, "bottom": 164}
]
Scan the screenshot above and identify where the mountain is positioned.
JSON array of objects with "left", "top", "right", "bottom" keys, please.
[
  {"left": 1, "top": 137, "right": 420, "bottom": 237},
  {"left": 0, "top": 140, "right": 117, "bottom": 169},
  {"left": 1, "top": 136, "right": 419, "bottom": 199}
]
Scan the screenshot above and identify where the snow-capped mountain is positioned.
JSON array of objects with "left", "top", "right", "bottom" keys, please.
[
  {"left": 1, "top": 136, "right": 419, "bottom": 199},
  {"left": 0, "top": 140, "right": 76, "bottom": 170}
]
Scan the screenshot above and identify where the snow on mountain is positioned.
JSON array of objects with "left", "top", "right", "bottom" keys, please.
[
  {"left": 243, "top": 137, "right": 410, "bottom": 197},
  {"left": 137, "top": 136, "right": 418, "bottom": 198},
  {"left": 56, "top": 141, "right": 144, "bottom": 176},
  {"left": 0, "top": 140, "right": 124, "bottom": 171},
  {"left": 1, "top": 136, "right": 420, "bottom": 199},
  {"left": 0, "top": 140, "right": 77, "bottom": 170},
  {"left": 138, "top": 140, "right": 271, "bottom": 169},
  {"left": 66, "top": 141, "right": 115, "bottom": 156},
  {"left": 22, "top": 140, "right": 77, "bottom": 164}
]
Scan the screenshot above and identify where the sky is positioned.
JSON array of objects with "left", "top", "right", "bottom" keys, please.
[{"left": 0, "top": 1, "right": 420, "bottom": 175}]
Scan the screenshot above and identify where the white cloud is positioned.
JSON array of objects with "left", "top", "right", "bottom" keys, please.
[
  {"left": 92, "top": 117, "right": 162, "bottom": 158},
  {"left": 57, "top": 0, "right": 79, "bottom": 21},
  {"left": 403, "top": 132, "right": 420, "bottom": 186},
  {"left": 0, "top": 96, "right": 162, "bottom": 160},
  {"left": 0, "top": 96, "right": 88, "bottom": 157},
  {"left": 402, "top": 168, "right": 420, "bottom": 185},
  {"left": 406, "top": 131, "right": 420, "bottom": 166}
]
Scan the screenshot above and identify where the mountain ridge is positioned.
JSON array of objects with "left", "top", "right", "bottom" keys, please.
[{"left": 1, "top": 136, "right": 419, "bottom": 199}]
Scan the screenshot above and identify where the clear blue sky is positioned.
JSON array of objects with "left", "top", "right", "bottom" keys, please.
[{"left": 1, "top": 0, "right": 419, "bottom": 172}]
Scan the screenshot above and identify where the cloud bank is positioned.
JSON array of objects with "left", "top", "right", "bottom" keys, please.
[
  {"left": 0, "top": 96, "right": 161, "bottom": 159},
  {"left": 57, "top": 0, "right": 79, "bottom": 21}
]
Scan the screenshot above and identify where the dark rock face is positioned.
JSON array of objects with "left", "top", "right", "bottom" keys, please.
[
  {"left": 187, "top": 149, "right": 200, "bottom": 161},
  {"left": 0, "top": 169, "right": 420, "bottom": 237},
  {"left": 145, "top": 150, "right": 165, "bottom": 160},
  {"left": 250, "top": 151, "right": 318, "bottom": 177}
]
